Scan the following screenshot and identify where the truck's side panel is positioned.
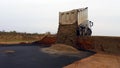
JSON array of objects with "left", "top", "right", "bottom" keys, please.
[{"left": 78, "top": 7, "right": 88, "bottom": 26}]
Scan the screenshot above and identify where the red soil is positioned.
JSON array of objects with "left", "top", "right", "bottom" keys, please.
[
  {"left": 38, "top": 36, "right": 120, "bottom": 55},
  {"left": 38, "top": 36, "right": 56, "bottom": 45}
]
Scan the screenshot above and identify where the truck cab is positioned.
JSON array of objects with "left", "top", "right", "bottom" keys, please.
[{"left": 77, "top": 7, "right": 93, "bottom": 36}]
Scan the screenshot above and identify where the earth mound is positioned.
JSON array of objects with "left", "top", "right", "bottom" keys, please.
[{"left": 41, "top": 44, "right": 80, "bottom": 55}]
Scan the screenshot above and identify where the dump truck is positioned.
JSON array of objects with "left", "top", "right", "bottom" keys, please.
[
  {"left": 57, "top": 7, "right": 93, "bottom": 46},
  {"left": 59, "top": 7, "right": 93, "bottom": 36},
  {"left": 77, "top": 7, "right": 93, "bottom": 36}
]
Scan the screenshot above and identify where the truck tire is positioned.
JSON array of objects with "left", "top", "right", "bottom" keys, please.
[{"left": 86, "top": 28, "right": 92, "bottom": 36}]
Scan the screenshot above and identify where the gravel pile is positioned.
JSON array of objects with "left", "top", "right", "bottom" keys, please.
[{"left": 41, "top": 44, "right": 80, "bottom": 55}]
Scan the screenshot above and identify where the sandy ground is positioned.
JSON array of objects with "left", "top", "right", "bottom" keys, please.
[
  {"left": 64, "top": 53, "right": 120, "bottom": 68},
  {"left": 0, "top": 41, "right": 32, "bottom": 44},
  {"left": 0, "top": 42, "right": 22, "bottom": 44}
]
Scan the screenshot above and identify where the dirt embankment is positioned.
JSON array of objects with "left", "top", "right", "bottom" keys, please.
[
  {"left": 37, "top": 36, "right": 120, "bottom": 55},
  {"left": 78, "top": 36, "right": 120, "bottom": 54}
]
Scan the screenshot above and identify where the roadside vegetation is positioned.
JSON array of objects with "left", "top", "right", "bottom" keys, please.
[{"left": 0, "top": 30, "right": 45, "bottom": 43}]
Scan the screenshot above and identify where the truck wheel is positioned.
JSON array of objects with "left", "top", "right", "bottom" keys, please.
[{"left": 87, "top": 28, "right": 92, "bottom": 36}]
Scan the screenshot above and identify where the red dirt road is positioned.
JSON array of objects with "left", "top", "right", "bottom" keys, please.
[{"left": 64, "top": 53, "right": 120, "bottom": 68}]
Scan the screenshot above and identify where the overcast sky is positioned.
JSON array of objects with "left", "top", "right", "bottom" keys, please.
[{"left": 0, "top": 0, "right": 120, "bottom": 36}]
